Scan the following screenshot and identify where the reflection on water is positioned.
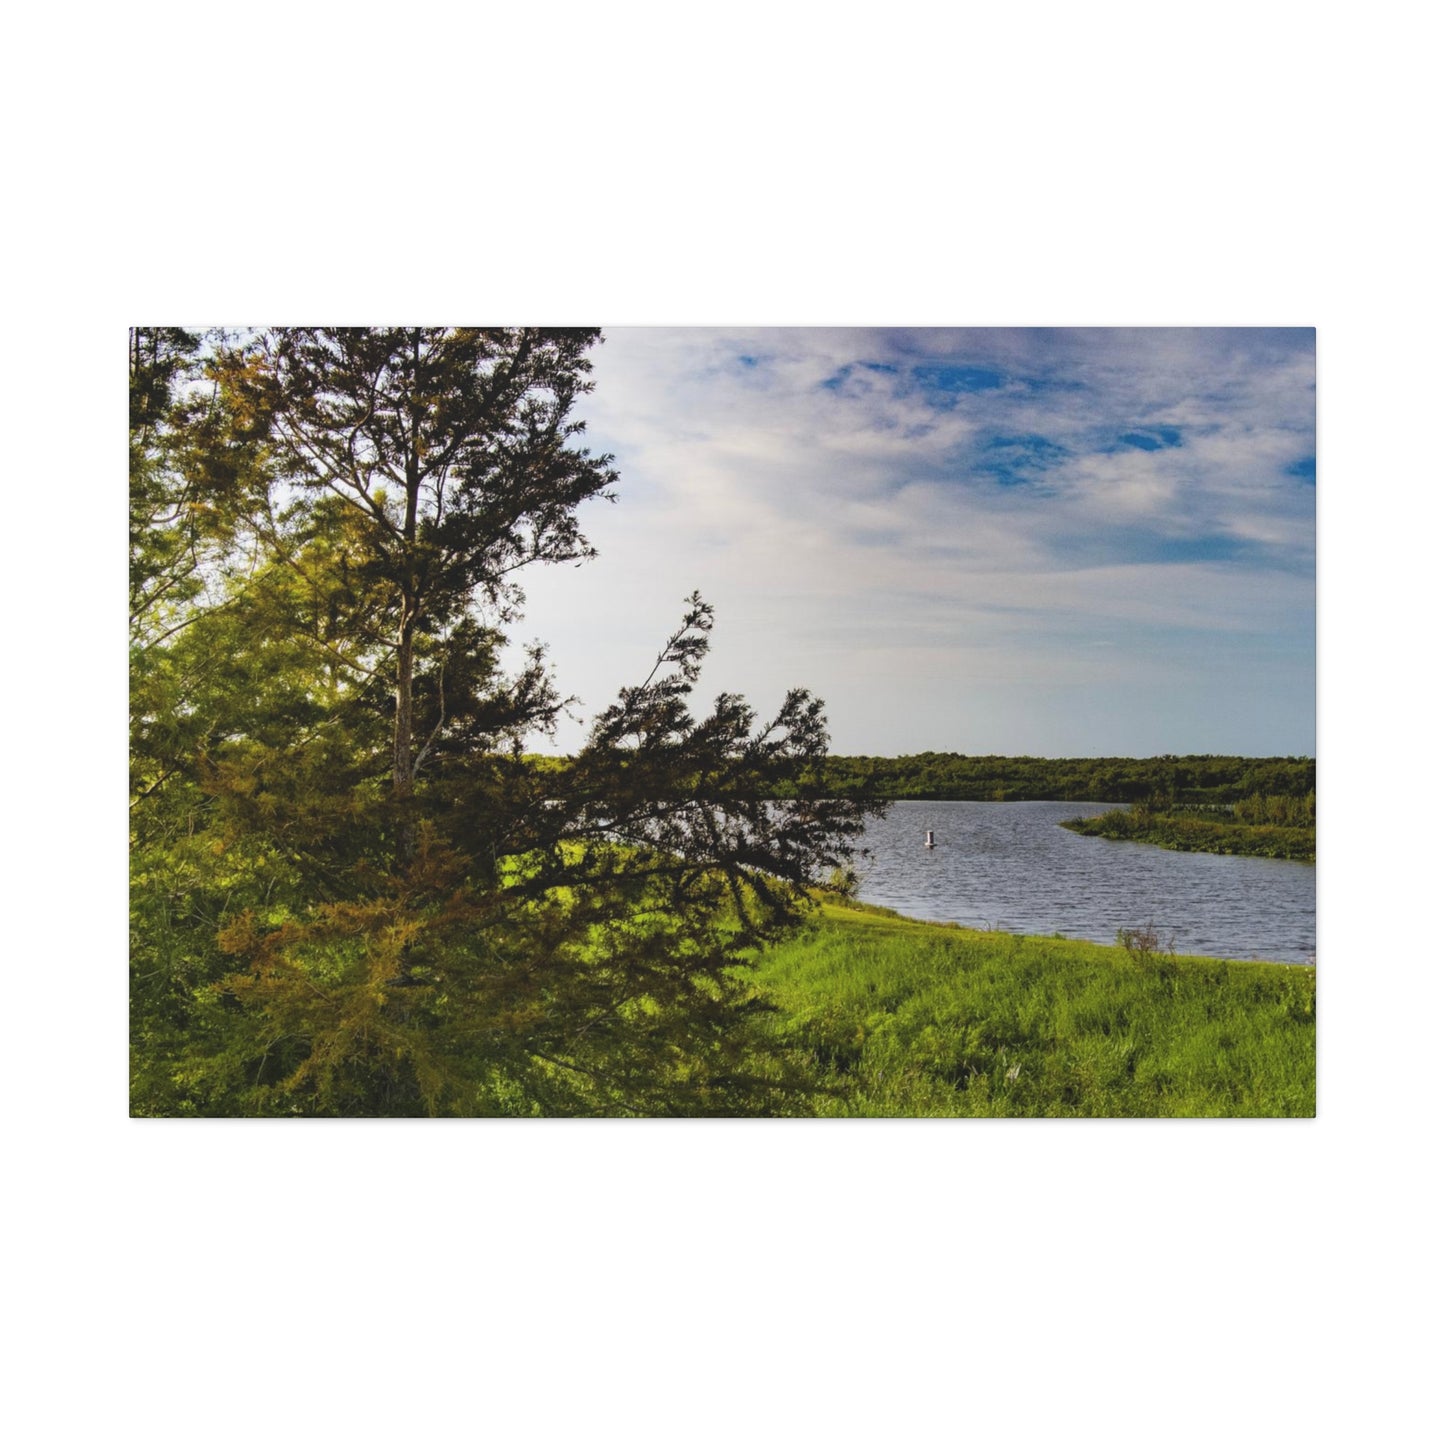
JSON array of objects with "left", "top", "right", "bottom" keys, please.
[{"left": 854, "top": 801, "right": 1316, "bottom": 965}]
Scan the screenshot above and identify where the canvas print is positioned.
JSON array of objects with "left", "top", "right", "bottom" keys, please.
[{"left": 129, "top": 327, "right": 1316, "bottom": 1117}]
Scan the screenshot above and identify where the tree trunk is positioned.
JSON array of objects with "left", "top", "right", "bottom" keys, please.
[
  {"left": 394, "top": 332, "right": 423, "bottom": 866},
  {"left": 393, "top": 606, "right": 416, "bottom": 864}
]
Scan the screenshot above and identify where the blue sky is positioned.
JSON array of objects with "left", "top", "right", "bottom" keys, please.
[{"left": 512, "top": 328, "right": 1315, "bottom": 758}]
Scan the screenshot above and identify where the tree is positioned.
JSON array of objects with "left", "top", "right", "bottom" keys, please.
[
  {"left": 131, "top": 327, "right": 876, "bottom": 1117},
  {"left": 131, "top": 328, "right": 201, "bottom": 616},
  {"left": 217, "top": 328, "right": 618, "bottom": 861}
]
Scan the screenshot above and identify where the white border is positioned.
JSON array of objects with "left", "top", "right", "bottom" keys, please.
[{"left": 8, "top": 4, "right": 1436, "bottom": 1441}]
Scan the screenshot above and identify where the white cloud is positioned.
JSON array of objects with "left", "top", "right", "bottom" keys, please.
[{"left": 510, "top": 327, "right": 1315, "bottom": 756}]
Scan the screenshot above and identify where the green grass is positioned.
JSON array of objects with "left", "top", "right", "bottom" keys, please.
[{"left": 753, "top": 900, "right": 1315, "bottom": 1117}]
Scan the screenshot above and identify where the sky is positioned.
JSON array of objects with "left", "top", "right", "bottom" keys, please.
[{"left": 509, "top": 327, "right": 1315, "bottom": 759}]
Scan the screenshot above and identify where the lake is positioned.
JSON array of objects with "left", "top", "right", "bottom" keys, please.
[{"left": 853, "top": 800, "right": 1316, "bottom": 965}]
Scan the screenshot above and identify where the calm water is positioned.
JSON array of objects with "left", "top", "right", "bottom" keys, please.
[{"left": 854, "top": 801, "right": 1316, "bottom": 965}]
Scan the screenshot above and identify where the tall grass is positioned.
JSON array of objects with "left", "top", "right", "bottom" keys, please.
[{"left": 753, "top": 901, "right": 1315, "bottom": 1117}]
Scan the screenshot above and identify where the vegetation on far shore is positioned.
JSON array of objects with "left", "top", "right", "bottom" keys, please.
[
  {"left": 1061, "top": 794, "right": 1315, "bottom": 862},
  {"left": 752, "top": 897, "right": 1315, "bottom": 1118},
  {"left": 530, "top": 749, "right": 1316, "bottom": 814},
  {"left": 787, "top": 752, "right": 1315, "bottom": 806}
]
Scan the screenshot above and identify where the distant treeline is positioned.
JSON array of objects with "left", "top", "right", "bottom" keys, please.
[
  {"left": 524, "top": 752, "right": 1316, "bottom": 806},
  {"left": 789, "top": 753, "right": 1316, "bottom": 804}
]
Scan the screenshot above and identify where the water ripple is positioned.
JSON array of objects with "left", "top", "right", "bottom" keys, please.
[{"left": 854, "top": 801, "right": 1316, "bottom": 964}]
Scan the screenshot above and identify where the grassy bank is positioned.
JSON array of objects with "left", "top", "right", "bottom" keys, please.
[
  {"left": 1061, "top": 805, "right": 1314, "bottom": 861},
  {"left": 754, "top": 899, "right": 1315, "bottom": 1117}
]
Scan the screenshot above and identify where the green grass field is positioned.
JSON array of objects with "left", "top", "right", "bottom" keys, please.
[{"left": 753, "top": 899, "right": 1316, "bottom": 1117}]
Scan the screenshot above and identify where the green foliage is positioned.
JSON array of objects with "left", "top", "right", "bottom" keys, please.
[
  {"left": 130, "top": 326, "right": 275, "bottom": 643},
  {"left": 1234, "top": 791, "right": 1315, "bottom": 827},
  {"left": 812, "top": 752, "right": 1316, "bottom": 804},
  {"left": 754, "top": 902, "right": 1315, "bottom": 1118},
  {"left": 168, "top": 599, "right": 876, "bottom": 1117},
  {"left": 130, "top": 327, "right": 876, "bottom": 1117},
  {"left": 1062, "top": 798, "right": 1315, "bottom": 861}
]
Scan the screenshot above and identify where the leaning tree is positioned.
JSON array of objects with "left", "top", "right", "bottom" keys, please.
[{"left": 132, "top": 328, "right": 876, "bottom": 1117}]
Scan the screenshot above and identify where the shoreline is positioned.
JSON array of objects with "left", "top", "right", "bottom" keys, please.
[{"left": 820, "top": 893, "right": 1315, "bottom": 969}]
